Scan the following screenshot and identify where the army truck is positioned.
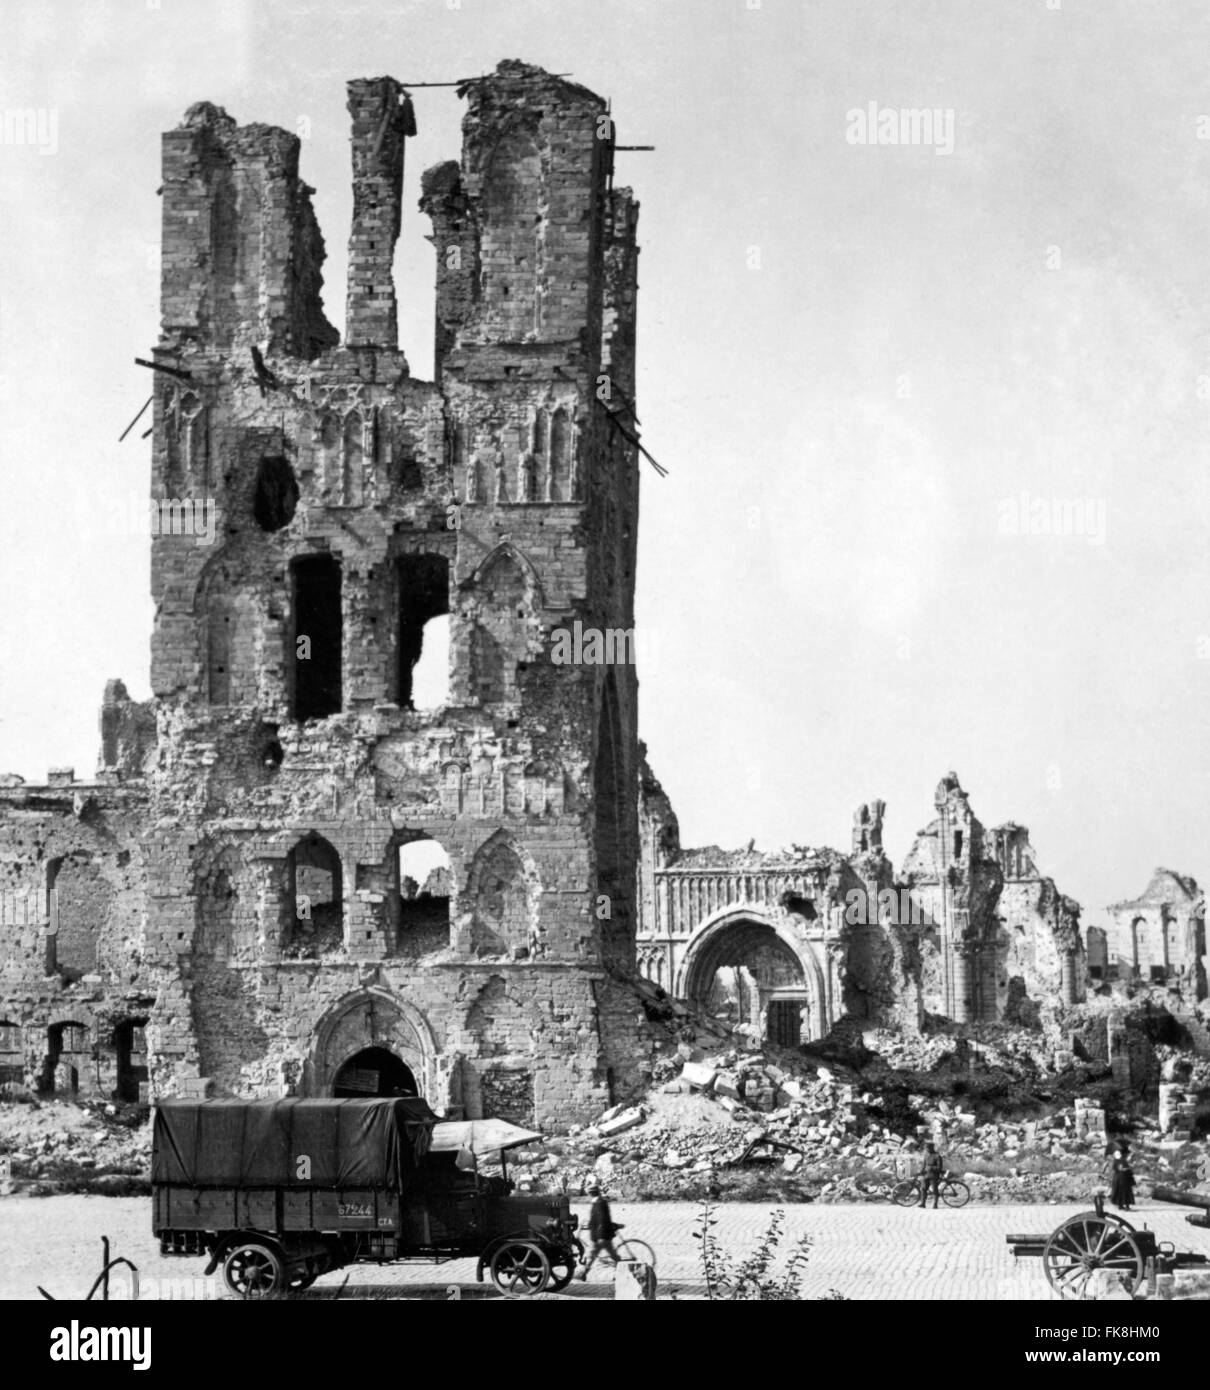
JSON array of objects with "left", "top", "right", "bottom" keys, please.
[{"left": 152, "top": 1098, "right": 580, "bottom": 1297}]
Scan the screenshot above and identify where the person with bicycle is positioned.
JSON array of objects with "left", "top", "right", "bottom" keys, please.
[
  {"left": 918, "top": 1141, "right": 945, "bottom": 1209},
  {"left": 576, "top": 1184, "right": 622, "bottom": 1279}
]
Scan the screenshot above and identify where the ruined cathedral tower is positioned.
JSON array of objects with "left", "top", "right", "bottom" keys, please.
[{"left": 0, "top": 63, "right": 644, "bottom": 1126}]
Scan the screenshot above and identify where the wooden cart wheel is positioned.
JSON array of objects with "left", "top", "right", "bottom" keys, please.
[
  {"left": 223, "top": 1241, "right": 286, "bottom": 1298},
  {"left": 489, "top": 1240, "right": 552, "bottom": 1298},
  {"left": 1042, "top": 1212, "right": 1146, "bottom": 1301}
]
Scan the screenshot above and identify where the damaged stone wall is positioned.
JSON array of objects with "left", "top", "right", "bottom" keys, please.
[
  {"left": 1106, "top": 870, "right": 1207, "bottom": 1006},
  {"left": 637, "top": 767, "right": 1089, "bottom": 1042},
  {"left": 991, "top": 822, "right": 1083, "bottom": 1023},
  {"left": 0, "top": 773, "right": 154, "bottom": 1101},
  {"left": 0, "top": 62, "right": 647, "bottom": 1127}
]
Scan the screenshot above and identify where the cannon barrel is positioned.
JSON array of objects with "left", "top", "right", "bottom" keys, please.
[{"left": 1151, "top": 1184, "right": 1210, "bottom": 1210}]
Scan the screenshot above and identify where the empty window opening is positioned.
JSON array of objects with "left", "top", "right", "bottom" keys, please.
[
  {"left": 113, "top": 1018, "right": 149, "bottom": 1104},
  {"left": 255, "top": 722, "right": 284, "bottom": 770},
  {"left": 291, "top": 555, "right": 342, "bottom": 720},
  {"left": 397, "top": 555, "right": 450, "bottom": 708},
  {"left": 252, "top": 454, "right": 299, "bottom": 531},
  {"left": 40, "top": 1021, "right": 89, "bottom": 1096},
  {"left": 953, "top": 831, "right": 963, "bottom": 858},
  {"left": 285, "top": 833, "right": 343, "bottom": 955},
  {"left": 398, "top": 837, "right": 451, "bottom": 938},
  {"left": 1130, "top": 917, "right": 1150, "bottom": 976},
  {"left": 0, "top": 1020, "right": 22, "bottom": 1086}
]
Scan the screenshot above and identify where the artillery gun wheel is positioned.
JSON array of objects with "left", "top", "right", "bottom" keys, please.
[
  {"left": 489, "top": 1240, "right": 552, "bottom": 1297},
  {"left": 1042, "top": 1212, "right": 1146, "bottom": 1301},
  {"left": 223, "top": 1240, "right": 286, "bottom": 1298}
]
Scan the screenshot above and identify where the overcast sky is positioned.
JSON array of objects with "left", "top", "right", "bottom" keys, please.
[{"left": 1, "top": 0, "right": 1208, "bottom": 926}]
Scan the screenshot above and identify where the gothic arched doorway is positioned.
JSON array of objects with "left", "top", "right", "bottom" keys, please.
[
  {"left": 333, "top": 1047, "right": 418, "bottom": 1097},
  {"left": 309, "top": 989, "right": 436, "bottom": 1101},
  {"left": 677, "top": 910, "right": 827, "bottom": 1045}
]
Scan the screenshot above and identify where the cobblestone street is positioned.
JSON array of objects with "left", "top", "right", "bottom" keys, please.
[{"left": 4, "top": 1196, "right": 1208, "bottom": 1301}]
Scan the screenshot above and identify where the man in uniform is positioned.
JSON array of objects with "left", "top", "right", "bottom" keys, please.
[{"left": 919, "top": 1141, "right": 945, "bottom": 1208}]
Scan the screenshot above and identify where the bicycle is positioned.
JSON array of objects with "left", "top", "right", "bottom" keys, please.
[
  {"left": 613, "top": 1227, "right": 657, "bottom": 1269},
  {"left": 579, "top": 1224, "right": 657, "bottom": 1276},
  {"left": 891, "top": 1172, "right": 970, "bottom": 1208}
]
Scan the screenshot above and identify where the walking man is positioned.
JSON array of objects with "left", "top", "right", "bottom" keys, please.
[
  {"left": 576, "top": 1184, "right": 620, "bottom": 1279},
  {"left": 918, "top": 1141, "right": 945, "bottom": 1209}
]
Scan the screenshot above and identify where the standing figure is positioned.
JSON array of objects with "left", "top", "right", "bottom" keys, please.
[
  {"left": 576, "top": 1184, "right": 621, "bottom": 1279},
  {"left": 1108, "top": 1142, "right": 1135, "bottom": 1212},
  {"left": 918, "top": 1141, "right": 944, "bottom": 1209}
]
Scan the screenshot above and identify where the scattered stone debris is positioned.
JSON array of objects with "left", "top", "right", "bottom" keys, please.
[
  {"left": 500, "top": 983, "right": 1210, "bottom": 1204},
  {"left": 1, "top": 977, "right": 1206, "bottom": 1206},
  {"left": 0, "top": 1096, "right": 150, "bottom": 1195}
]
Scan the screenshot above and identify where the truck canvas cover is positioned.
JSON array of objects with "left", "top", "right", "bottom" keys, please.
[{"left": 152, "top": 1097, "right": 436, "bottom": 1190}]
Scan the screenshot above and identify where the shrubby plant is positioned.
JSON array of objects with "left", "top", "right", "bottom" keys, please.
[{"left": 692, "top": 1201, "right": 845, "bottom": 1301}]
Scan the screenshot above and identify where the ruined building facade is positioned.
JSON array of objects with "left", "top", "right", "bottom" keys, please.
[
  {"left": 1099, "top": 871, "right": 1207, "bottom": 1005},
  {"left": 637, "top": 766, "right": 1096, "bottom": 1046},
  {"left": 0, "top": 63, "right": 647, "bottom": 1124}
]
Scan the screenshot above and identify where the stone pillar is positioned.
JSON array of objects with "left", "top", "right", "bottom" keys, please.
[
  {"left": 1060, "top": 951, "right": 1078, "bottom": 1007},
  {"left": 951, "top": 947, "right": 971, "bottom": 1024},
  {"left": 345, "top": 77, "right": 409, "bottom": 348}
]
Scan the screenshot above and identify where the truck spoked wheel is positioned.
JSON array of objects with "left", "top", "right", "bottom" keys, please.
[
  {"left": 545, "top": 1248, "right": 577, "bottom": 1292},
  {"left": 489, "top": 1240, "right": 551, "bottom": 1297},
  {"left": 223, "top": 1241, "right": 286, "bottom": 1298}
]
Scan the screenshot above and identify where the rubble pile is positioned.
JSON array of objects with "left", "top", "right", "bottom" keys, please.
[
  {"left": 0, "top": 1097, "right": 150, "bottom": 1195},
  {"left": 0, "top": 978, "right": 1205, "bottom": 1205},
  {"left": 503, "top": 983, "right": 1210, "bottom": 1204},
  {"left": 506, "top": 1055, "right": 1209, "bottom": 1204}
]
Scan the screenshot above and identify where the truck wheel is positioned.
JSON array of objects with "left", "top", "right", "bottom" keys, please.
[
  {"left": 545, "top": 1247, "right": 577, "bottom": 1292},
  {"left": 223, "top": 1241, "right": 286, "bottom": 1298},
  {"left": 489, "top": 1240, "right": 551, "bottom": 1297}
]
